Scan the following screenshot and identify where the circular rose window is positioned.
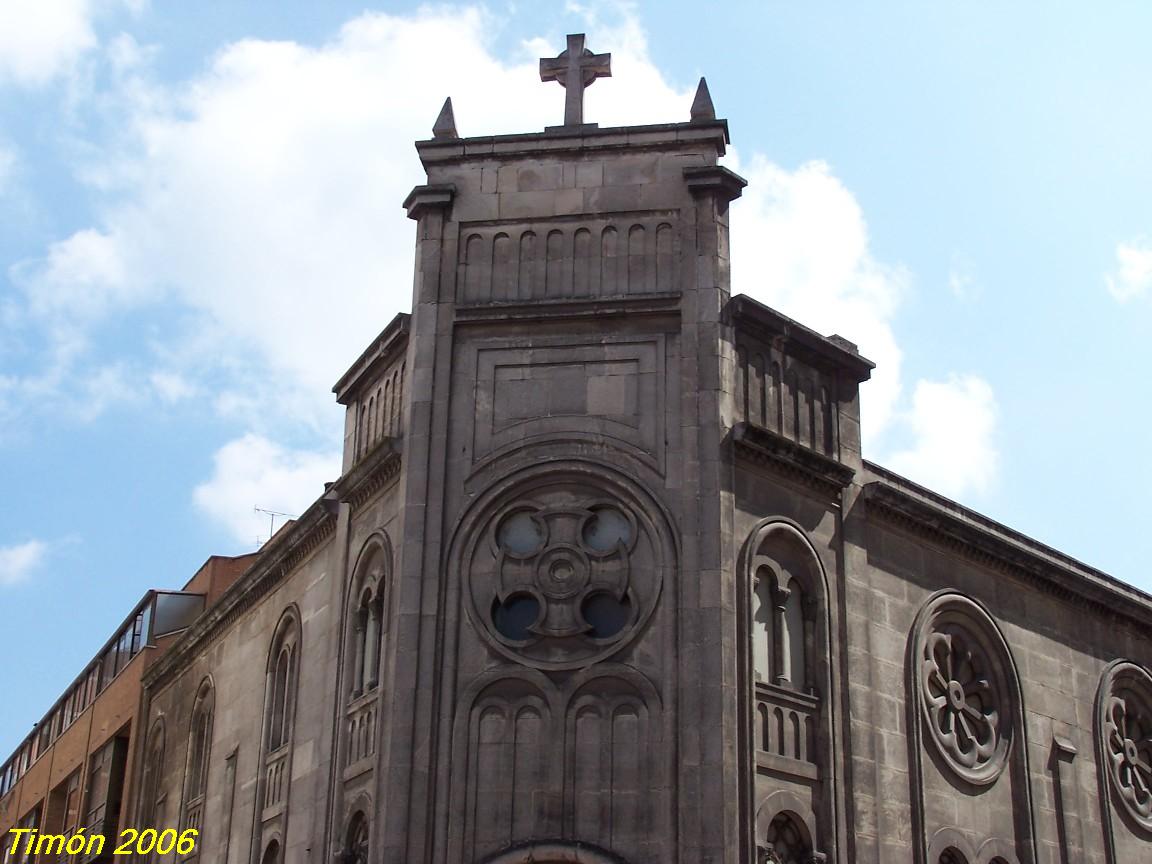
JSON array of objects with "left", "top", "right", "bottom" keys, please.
[
  {"left": 915, "top": 596, "right": 1012, "bottom": 787},
  {"left": 1100, "top": 663, "right": 1152, "bottom": 831},
  {"left": 461, "top": 477, "right": 667, "bottom": 670}
]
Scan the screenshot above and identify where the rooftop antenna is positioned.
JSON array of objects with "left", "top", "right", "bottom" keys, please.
[{"left": 254, "top": 507, "right": 296, "bottom": 547}]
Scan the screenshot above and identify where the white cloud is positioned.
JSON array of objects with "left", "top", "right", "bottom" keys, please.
[
  {"left": 10, "top": 5, "right": 693, "bottom": 435},
  {"left": 886, "top": 374, "right": 998, "bottom": 498},
  {"left": 729, "top": 156, "right": 907, "bottom": 446},
  {"left": 1106, "top": 240, "right": 1152, "bottom": 302},
  {"left": 7, "top": 4, "right": 1001, "bottom": 521},
  {"left": 948, "top": 254, "right": 979, "bottom": 301},
  {"left": 192, "top": 434, "right": 339, "bottom": 547},
  {"left": 0, "top": 0, "right": 97, "bottom": 87},
  {"left": 149, "top": 370, "right": 194, "bottom": 403},
  {"left": 0, "top": 540, "right": 48, "bottom": 586}
]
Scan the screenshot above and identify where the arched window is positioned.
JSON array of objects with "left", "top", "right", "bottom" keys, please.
[
  {"left": 341, "top": 811, "right": 369, "bottom": 864},
  {"left": 264, "top": 611, "right": 299, "bottom": 754},
  {"left": 138, "top": 720, "right": 165, "bottom": 837},
  {"left": 746, "top": 536, "right": 817, "bottom": 692},
  {"left": 762, "top": 811, "right": 812, "bottom": 863},
  {"left": 348, "top": 542, "right": 387, "bottom": 698},
  {"left": 261, "top": 610, "right": 300, "bottom": 815},
  {"left": 743, "top": 521, "right": 830, "bottom": 779},
  {"left": 260, "top": 839, "right": 280, "bottom": 864},
  {"left": 182, "top": 680, "right": 214, "bottom": 839},
  {"left": 344, "top": 539, "right": 389, "bottom": 769},
  {"left": 939, "top": 849, "right": 969, "bottom": 864}
]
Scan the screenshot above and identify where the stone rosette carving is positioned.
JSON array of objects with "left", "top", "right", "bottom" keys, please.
[
  {"left": 913, "top": 594, "right": 1013, "bottom": 786},
  {"left": 1098, "top": 661, "right": 1152, "bottom": 831},
  {"left": 459, "top": 468, "right": 668, "bottom": 670}
]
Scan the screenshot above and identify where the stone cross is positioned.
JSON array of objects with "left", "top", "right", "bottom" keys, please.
[{"left": 539, "top": 33, "right": 611, "bottom": 127}]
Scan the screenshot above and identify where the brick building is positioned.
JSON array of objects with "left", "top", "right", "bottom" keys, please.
[{"left": 0, "top": 554, "right": 254, "bottom": 863}]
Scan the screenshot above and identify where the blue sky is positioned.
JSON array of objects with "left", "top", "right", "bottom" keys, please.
[{"left": 2, "top": 0, "right": 1150, "bottom": 757}]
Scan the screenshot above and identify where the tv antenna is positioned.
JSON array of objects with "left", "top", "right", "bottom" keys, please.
[{"left": 254, "top": 507, "right": 296, "bottom": 546}]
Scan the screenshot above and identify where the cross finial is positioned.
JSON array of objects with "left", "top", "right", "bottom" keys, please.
[{"left": 539, "top": 33, "right": 611, "bottom": 127}]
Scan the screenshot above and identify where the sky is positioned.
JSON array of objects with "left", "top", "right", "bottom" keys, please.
[{"left": 1, "top": 0, "right": 1151, "bottom": 758}]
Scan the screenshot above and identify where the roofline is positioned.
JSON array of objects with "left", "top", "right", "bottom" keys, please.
[
  {"left": 332, "top": 313, "right": 410, "bottom": 404},
  {"left": 862, "top": 459, "right": 1152, "bottom": 626},
  {"left": 414, "top": 118, "right": 731, "bottom": 166},
  {"left": 0, "top": 588, "right": 206, "bottom": 774},
  {"left": 728, "top": 294, "right": 875, "bottom": 382}
]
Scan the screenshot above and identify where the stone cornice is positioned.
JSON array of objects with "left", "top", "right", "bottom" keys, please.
[
  {"left": 143, "top": 444, "right": 404, "bottom": 691},
  {"left": 683, "top": 165, "right": 748, "bottom": 202},
  {"left": 332, "top": 313, "right": 410, "bottom": 404},
  {"left": 403, "top": 183, "right": 455, "bottom": 220},
  {"left": 414, "top": 119, "right": 731, "bottom": 165},
  {"left": 728, "top": 294, "right": 875, "bottom": 383},
  {"left": 331, "top": 440, "right": 403, "bottom": 513},
  {"left": 862, "top": 463, "right": 1152, "bottom": 629},
  {"left": 732, "top": 421, "right": 854, "bottom": 498}
]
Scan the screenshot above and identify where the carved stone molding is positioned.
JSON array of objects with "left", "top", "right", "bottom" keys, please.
[{"left": 733, "top": 422, "right": 854, "bottom": 497}]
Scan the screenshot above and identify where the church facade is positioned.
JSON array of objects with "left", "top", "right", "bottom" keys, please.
[{"left": 43, "top": 35, "right": 1152, "bottom": 864}]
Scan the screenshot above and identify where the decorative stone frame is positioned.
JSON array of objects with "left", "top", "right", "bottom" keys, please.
[
  {"left": 906, "top": 591, "right": 1036, "bottom": 864},
  {"left": 910, "top": 593, "right": 1015, "bottom": 786},
  {"left": 1094, "top": 659, "right": 1152, "bottom": 846},
  {"left": 738, "top": 518, "right": 841, "bottom": 861}
]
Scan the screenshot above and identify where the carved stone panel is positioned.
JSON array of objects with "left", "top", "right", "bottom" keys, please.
[{"left": 451, "top": 667, "right": 666, "bottom": 864}]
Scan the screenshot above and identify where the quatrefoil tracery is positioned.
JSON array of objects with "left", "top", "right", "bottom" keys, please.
[{"left": 490, "top": 502, "right": 636, "bottom": 644}]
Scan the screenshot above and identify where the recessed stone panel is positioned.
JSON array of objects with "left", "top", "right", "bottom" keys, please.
[{"left": 473, "top": 337, "right": 665, "bottom": 472}]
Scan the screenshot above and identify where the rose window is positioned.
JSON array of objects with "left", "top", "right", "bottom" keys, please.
[
  {"left": 1102, "top": 675, "right": 1152, "bottom": 830},
  {"left": 491, "top": 503, "right": 634, "bottom": 642},
  {"left": 920, "top": 627, "right": 1009, "bottom": 784},
  {"left": 463, "top": 482, "right": 664, "bottom": 670}
]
